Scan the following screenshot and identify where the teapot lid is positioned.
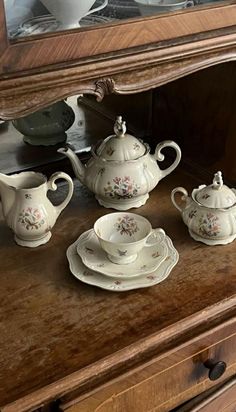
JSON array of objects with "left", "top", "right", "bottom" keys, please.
[
  {"left": 96, "top": 116, "right": 147, "bottom": 161},
  {"left": 194, "top": 171, "right": 236, "bottom": 208}
]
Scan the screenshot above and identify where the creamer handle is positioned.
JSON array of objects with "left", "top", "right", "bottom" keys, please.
[
  {"left": 171, "top": 187, "right": 189, "bottom": 213},
  {"left": 47, "top": 172, "right": 74, "bottom": 217},
  {"left": 154, "top": 140, "right": 181, "bottom": 180}
]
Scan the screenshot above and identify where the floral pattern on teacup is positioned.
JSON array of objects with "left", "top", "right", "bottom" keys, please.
[
  {"left": 115, "top": 215, "right": 139, "bottom": 236},
  {"left": 104, "top": 176, "right": 140, "bottom": 199},
  {"left": 18, "top": 207, "right": 45, "bottom": 230},
  {"left": 117, "top": 249, "right": 128, "bottom": 256}
]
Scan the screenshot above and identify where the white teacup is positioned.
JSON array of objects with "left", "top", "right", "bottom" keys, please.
[
  {"left": 40, "top": 0, "right": 108, "bottom": 29},
  {"left": 94, "top": 212, "right": 165, "bottom": 264}
]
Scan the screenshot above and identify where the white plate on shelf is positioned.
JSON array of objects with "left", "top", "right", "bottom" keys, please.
[
  {"left": 67, "top": 235, "right": 179, "bottom": 292},
  {"left": 76, "top": 228, "right": 168, "bottom": 279},
  {"left": 10, "top": 14, "right": 113, "bottom": 38}
]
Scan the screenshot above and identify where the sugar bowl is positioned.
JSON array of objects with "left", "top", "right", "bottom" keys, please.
[{"left": 171, "top": 171, "right": 236, "bottom": 245}]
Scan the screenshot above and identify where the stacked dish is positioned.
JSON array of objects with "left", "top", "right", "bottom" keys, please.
[
  {"left": 134, "top": 0, "right": 194, "bottom": 15},
  {"left": 67, "top": 213, "right": 179, "bottom": 292}
]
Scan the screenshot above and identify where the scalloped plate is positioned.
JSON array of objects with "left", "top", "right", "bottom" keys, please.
[
  {"left": 76, "top": 229, "right": 168, "bottom": 278},
  {"left": 67, "top": 235, "right": 179, "bottom": 292}
]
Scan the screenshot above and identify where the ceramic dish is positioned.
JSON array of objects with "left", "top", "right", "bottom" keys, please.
[
  {"left": 76, "top": 228, "right": 168, "bottom": 278},
  {"left": 10, "top": 14, "right": 112, "bottom": 38},
  {"left": 67, "top": 235, "right": 179, "bottom": 292}
]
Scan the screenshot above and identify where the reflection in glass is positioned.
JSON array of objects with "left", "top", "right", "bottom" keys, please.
[{"left": 4, "top": 0, "right": 223, "bottom": 39}]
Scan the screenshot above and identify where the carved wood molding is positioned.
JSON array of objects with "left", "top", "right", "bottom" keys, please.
[
  {"left": 94, "top": 78, "right": 115, "bottom": 102},
  {"left": 1, "top": 35, "right": 236, "bottom": 119}
]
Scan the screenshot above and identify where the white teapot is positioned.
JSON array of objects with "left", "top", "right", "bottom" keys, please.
[
  {"left": 58, "top": 116, "right": 181, "bottom": 210},
  {"left": 171, "top": 171, "right": 236, "bottom": 245}
]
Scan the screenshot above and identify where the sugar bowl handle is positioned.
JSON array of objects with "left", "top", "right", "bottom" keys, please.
[
  {"left": 171, "top": 187, "right": 189, "bottom": 213},
  {"left": 47, "top": 172, "right": 74, "bottom": 217}
]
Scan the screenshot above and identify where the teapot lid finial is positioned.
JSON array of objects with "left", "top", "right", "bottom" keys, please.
[
  {"left": 213, "top": 171, "right": 223, "bottom": 190},
  {"left": 114, "top": 116, "right": 127, "bottom": 138},
  {"left": 96, "top": 115, "right": 147, "bottom": 161}
]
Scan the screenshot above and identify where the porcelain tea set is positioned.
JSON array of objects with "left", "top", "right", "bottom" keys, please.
[{"left": 0, "top": 116, "right": 234, "bottom": 291}]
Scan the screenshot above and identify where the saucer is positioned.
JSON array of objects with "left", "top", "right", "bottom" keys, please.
[
  {"left": 76, "top": 229, "right": 168, "bottom": 278},
  {"left": 67, "top": 235, "right": 179, "bottom": 292},
  {"left": 10, "top": 14, "right": 113, "bottom": 38}
]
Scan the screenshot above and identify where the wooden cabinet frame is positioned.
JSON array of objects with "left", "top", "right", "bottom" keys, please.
[{"left": 1, "top": 1, "right": 236, "bottom": 118}]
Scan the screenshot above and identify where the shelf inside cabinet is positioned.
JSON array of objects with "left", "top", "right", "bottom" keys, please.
[{"left": 1, "top": 166, "right": 236, "bottom": 411}]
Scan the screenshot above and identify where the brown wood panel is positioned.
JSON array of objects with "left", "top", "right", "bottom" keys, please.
[
  {"left": 176, "top": 376, "right": 236, "bottom": 411},
  {"left": 152, "top": 62, "right": 236, "bottom": 183},
  {"left": 60, "top": 331, "right": 236, "bottom": 411},
  {"left": 1, "top": 3, "right": 236, "bottom": 75},
  {"left": 1, "top": 168, "right": 236, "bottom": 411},
  {"left": 0, "top": 0, "right": 8, "bottom": 56}
]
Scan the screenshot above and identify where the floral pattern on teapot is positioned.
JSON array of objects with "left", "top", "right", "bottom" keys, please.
[{"left": 104, "top": 176, "right": 140, "bottom": 199}]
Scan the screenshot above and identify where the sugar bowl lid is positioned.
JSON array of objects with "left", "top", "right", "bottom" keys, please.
[
  {"left": 95, "top": 116, "right": 147, "bottom": 161},
  {"left": 194, "top": 171, "right": 236, "bottom": 208}
]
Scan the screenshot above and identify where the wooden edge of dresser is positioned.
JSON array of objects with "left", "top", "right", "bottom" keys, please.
[{"left": 1, "top": 296, "right": 236, "bottom": 412}]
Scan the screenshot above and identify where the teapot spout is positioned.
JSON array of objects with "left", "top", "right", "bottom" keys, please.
[
  {"left": 0, "top": 173, "right": 16, "bottom": 218},
  {"left": 57, "top": 147, "right": 85, "bottom": 183}
]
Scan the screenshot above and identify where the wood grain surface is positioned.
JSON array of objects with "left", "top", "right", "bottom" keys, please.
[
  {"left": 1, "top": 3, "right": 236, "bottom": 75},
  {"left": 1, "top": 167, "right": 236, "bottom": 411}
]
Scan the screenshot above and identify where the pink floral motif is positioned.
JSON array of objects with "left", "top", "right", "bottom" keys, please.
[
  {"left": 152, "top": 251, "right": 160, "bottom": 258},
  {"left": 106, "top": 147, "right": 115, "bottom": 156},
  {"left": 18, "top": 207, "right": 45, "bottom": 230},
  {"left": 133, "top": 143, "right": 140, "bottom": 151},
  {"left": 189, "top": 209, "right": 197, "bottom": 219},
  {"left": 83, "top": 270, "right": 93, "bottom": 277},
  {"left": 147, "top": 275, "right": 156, "bottom": 281},
  {"left": 199, "top": 213, "right": 221, "bottom": 237},
  {"left": 104, "top": 176, "right": 140, "bottom": 199},
  {"left": 115, "top": 215, "right": 139, "bottom": 236},
  {"left": 85, "top": 247, "right": 94, "bottom": 254}
]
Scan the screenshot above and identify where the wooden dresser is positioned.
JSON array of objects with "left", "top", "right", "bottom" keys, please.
[{"left": 1, "top": 1, "right": 236, "bottom": 410}]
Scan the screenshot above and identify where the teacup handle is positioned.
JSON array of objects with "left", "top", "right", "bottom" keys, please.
[
  {"left": 85, "top": 0, "right": 108, "bottom": 17},
  {"left": 47, "top": 172, "right": 74, "bottom": 217},
  {"left": 145, "top": 228, "right": 166, "bottom": 247},
  {"left": 171, "top": 187, "right": 189, "bottom": 213}
]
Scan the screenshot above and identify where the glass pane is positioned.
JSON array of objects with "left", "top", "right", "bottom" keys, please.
[{"left": 4, "top": 0, "right": 224, "bottom": 39}]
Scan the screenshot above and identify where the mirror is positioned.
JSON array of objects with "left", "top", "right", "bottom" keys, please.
[{"left": 4, "top": 0, "right": 224, "bottom": 39}]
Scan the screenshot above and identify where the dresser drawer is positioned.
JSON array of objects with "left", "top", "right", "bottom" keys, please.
[
  {"left": 59, "top": 321, "right": 236, "bottom": 412},
  {"left": 176, "top": 376, "right": 236, "bottom": 411}
]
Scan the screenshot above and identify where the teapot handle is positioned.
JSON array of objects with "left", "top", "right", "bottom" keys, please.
[
  {"left": 47, "top": 172, "right": 74, "bottom": 217},
  {"left": 171, "top": 187, "right": 189, "bottom": 213},
  {"left": 154, "top": 140, "right": 181, "bottom": 180}
]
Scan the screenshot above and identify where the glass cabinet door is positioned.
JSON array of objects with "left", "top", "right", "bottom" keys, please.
[{"left": 4, "top": 0, "right": 225, "bottom": 39}]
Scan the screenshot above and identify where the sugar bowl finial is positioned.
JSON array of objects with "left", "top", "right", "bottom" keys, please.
[
  {"left": 114, "top": 116, "right": 127, "bottom": 138},
  {"left": 213, "top": 171, "right": 223, "bottom": 190}
]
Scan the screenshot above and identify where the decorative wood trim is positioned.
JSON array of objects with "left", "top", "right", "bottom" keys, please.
[
  {"left": 94, "top": 78, "right": 115, "bottom": 102},
  {"left": 1, "top": 32, "right": 236, "bottom": 119},
  {"left": 1, "top": 2, "right": 236, "bottom": 75}
]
